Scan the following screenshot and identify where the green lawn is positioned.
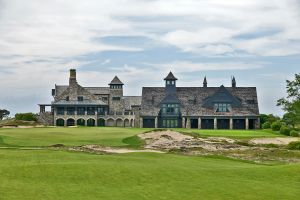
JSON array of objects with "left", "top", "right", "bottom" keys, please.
[
  {"left": 0, "top": 127, "right": 299, "bottom": 200},
  {"left": 175, "top": 128, "right": 281, "bottom": 138},
  {"left": 0, "top": 127, "right": 281, "bottom": 148},
  {"left": 0, "top": 127, "right": 150, "bottom": 147},
  {"left": 0, "top": 149, "right": 299, "bottom": 200}
]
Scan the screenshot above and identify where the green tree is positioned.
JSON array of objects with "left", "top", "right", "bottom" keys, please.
[
  {"left": 0, "top": 109, "right": 10, "bottom": 120},
  {"left": 277, "top": 74, "right": 300, "bottom": 127}
]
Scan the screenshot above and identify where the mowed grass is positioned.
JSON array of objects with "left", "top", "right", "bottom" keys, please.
[
  {"left": 0, "top": 127, "right": 298, "bottom": 200},
  {"left": 0, "top": 127, "right": 281, "bottom": 148},
  {"left": 175, "top": 128, "right": 281, "bottom": 138},
  {"left": 0, "top": 127, "right": 150, "bottom": 147},
  {"left": 0, "top": 149, "right": 299, "bottom": 200}
]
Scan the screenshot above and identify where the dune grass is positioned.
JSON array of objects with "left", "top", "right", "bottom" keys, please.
[{"left": 0, "top": 149, "right": 299, "bottom": 200}]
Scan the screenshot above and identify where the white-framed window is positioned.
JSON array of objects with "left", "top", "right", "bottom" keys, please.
[{"left": 215, "top": 103, "right": 230, "bottom": 112}]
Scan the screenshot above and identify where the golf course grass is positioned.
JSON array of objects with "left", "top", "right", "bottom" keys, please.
[{"left": 0, "top": 127, "right": 299, "bottom": 200}]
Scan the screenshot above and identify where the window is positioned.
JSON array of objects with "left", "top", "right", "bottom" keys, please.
[
  {"left": 77, "top": 96, "right": 83, "bottom": 101},
  {"left": 162, "top": 119, "right": 179, "bottom": 128},
  {"left": 67, "top": 107, "right": 75, "bottom": 115},
  {"left": 66, "top": 96, "right": 69, "bottom": 101},
  {"left": 161, "top": 104, "right": 179, "bottom": 115},
  {"left": 110, "top": 85, "right": 122, "bottom": 89},
  {"left": 57, "top": 107, "right": 64, "bottom": 115},
  {"left": 77, "top": 107, "right": 85, "bottom": 115},
  {"left": 215, "top": 103, "right": 230, "bottom": 112},
  {"left": 102, "top": 97, "right": 108, "bottom": 101},
  {"left": 87, "top": 107, "right": 95, "bottom": 115},
  {"left": 112, "top": 97, "right": 121, "bottom": 101}
]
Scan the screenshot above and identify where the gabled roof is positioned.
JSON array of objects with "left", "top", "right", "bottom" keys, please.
[
  {"left": 109, "top": 76, "right": 124, "bottom": 85},
  {"left": 141, "top": 86, "right": 259, "bottom": 117},
  {"left": 160, "top": 93, "right": 181, "bottom": 104},
  {"left": 203, "top": 85, "right": 241, "bottom": 107},
  {"left": 164, "top": 71, "right": 178, "bottom": 80}
]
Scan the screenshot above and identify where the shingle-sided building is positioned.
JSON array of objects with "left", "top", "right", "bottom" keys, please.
[
  {"left": 140, "top": 72, "right": 260, "bottom": 129},
  {"left": 38, "top": 70, "right": 260, "bottom": 129},
  {"left": 38, "top": 69, "right": 141, "bottom": 127}
]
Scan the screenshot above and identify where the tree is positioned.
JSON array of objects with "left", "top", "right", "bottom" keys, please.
[
  {"left": 277, "top": 74, "right": 300, "bottom": 127},
  {"left": 0, "top": 109, "right": 10, "bottom": 120}
]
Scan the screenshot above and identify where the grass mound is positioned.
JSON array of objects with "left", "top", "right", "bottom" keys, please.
[{"left": 122, "top": 135, "right": 145, "bottom": 149}]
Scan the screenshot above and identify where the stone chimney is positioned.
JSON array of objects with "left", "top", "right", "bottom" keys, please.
[{"left": 69, "top": 69, "right": 77, "bottom": 85}]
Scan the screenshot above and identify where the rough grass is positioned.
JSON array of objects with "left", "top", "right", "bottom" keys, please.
[{"left": 0, "top": 149, "right": 299, "bottom": 200}]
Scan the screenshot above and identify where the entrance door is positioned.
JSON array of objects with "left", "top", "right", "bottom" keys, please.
[
  {"left": 143, "top": 118, "right": 155, "bottom": 128},
  {"left": 190, "top": 119, "right": 198, "bottom": 129},
  {"left": 201, "top": 119, "right": 214, "bottom": 129},
  {"left": 217, "top": 119, "right": 230, "bottom": 129},
  {"left": 233, "top": 119, "right": 245, "bottom": 129}
]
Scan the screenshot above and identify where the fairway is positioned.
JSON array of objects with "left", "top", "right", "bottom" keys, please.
[
  {"left": 0, "top": 127, "right": 150, "bottom": 147},
  {"left": 0, "top": 127, "right": 299, "bottom": 200}
]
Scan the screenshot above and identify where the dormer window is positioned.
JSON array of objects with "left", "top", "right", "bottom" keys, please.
[
  {"left": 78, "top": 96, "right": 83, "bottom": 101},
  {"left": 215, "top": 103, "right": 230, "bottom": 112}
]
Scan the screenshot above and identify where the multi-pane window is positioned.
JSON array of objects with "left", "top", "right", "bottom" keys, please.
[
  {"left": 57, "top": 107, "right": 65, "bottom": 115},
  {"left": 67, "top": 107, "right": 75, "bottom": 115},
  {"left": 77, "top": 107, "right": 85, "bottom": 115},
  {"left": 162, "top": 119, "right": 179, "bottom": 128},
  {"left": 110, "top": 85, "right": 122, "bottom": 89},
  {"left": 166, "top": 80, "right": 175, "bottom": 85},
  {"left": 215, "top": 103, "right": 230, "bottom": 112},
  {"left": 87, "top": 107, "right": 95, "bottom": 115},
  {"left": 161, "top": 104, "right": 179, "bottom": 115},
  {"left": 77, "top": 96, "right": 83, "bottom": 101},
  {"left": 97, "top": 107, "right": 106, "bottom": 115},
  {"left": 112, "top": 97, "right": 121, "bottom": 101}
]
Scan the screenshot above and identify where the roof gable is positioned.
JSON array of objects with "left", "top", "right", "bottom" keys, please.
[
  {"left": 203, "top": 85, "right": 241, "bottom": 107},
  {"left": 164, "top": 71, "right": 178, "bottom": 80},
  {"left": 109, "top": 76, "right": 124, "bottom": 85}
]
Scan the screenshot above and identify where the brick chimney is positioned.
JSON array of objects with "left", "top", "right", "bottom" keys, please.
[{"left": 69, "top": 69, "right": 77, "bottom": 85}]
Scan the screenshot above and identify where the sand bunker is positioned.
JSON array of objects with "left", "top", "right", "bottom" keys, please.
[{"left": 249, "top": 137, "right": 299, "bottom": 145}]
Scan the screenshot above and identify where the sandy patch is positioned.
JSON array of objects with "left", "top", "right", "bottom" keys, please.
[
  {"left": 70, "top": 145, "right": 164, "bottom": 154},
  {"left": 138, "top": 130, "right": 241, "bottom": 151},
  {"left": 249, "top": 137, "right": 299, "bottom": 145}
]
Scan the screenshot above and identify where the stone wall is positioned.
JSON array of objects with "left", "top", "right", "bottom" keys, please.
[{"left": 37, "top": 112, "right": 54, "bottom": 126}]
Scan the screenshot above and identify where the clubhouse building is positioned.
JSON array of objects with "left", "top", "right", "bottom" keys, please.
[{"left": 38, "top": 69, "right": 260, "bottom": 129}]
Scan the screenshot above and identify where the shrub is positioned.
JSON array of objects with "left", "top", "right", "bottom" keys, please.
[
  {"left": 287, "top": 141, "right": 300, "bottom": 150},
  {"left": 262, "top": 122, "right": 271, "bottom": 129},
  {"left": 290, "top": 130, "right": 299, "bottom": 137},
  {"left": 271, "top": 121, "right": 282, "bottom": 131},
  {"left": 15, "top": 113, "right": 37, "bottom": 121},
  {"left": 279, "top": 126, "right": 291, "bottom": 136}
]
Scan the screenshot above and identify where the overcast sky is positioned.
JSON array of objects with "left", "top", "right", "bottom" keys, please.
[{"left": 0, "top": 0, "right": 300, "bottom": 116}]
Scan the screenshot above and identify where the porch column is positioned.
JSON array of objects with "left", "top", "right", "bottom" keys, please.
[
  {"left": 155, "top": 117, "right": 158, "bottom": 128},
  {"left": 74, "top": 119, "right": 77, "bottom": 126},
  {"left": 186, "top": 117, "right": 191, "bottom": 129},
  {"left": 182, "top": 117, "right": 186, "bottom": 128},
  {"left": 95, "top": 109, "right": 98, "bottom": 127},
  {"left": 214, "top": 117, "right": 217, "bottom": 129},
  {"left": 246, "top": 118, "right": 249, "bottom": 130},
  {"left": 230, "top": 118, "right": 233, "bottom": 130},
  {"left": 198, "top": 117, "right": 201, "bottom": 129},
  {"left": 256, "top": 118, "right": 261, "bottom": 129},
  {"left": 140, "top": 117, "right": 143, "bottom": 128}
]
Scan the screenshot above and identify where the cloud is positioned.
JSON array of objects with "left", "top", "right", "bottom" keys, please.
[
  {"left": 0, "top": 0, "right": 298, "bottom": 115},
  {"left": 144, "top": 61, "right": 265, "bottom": 73}
]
